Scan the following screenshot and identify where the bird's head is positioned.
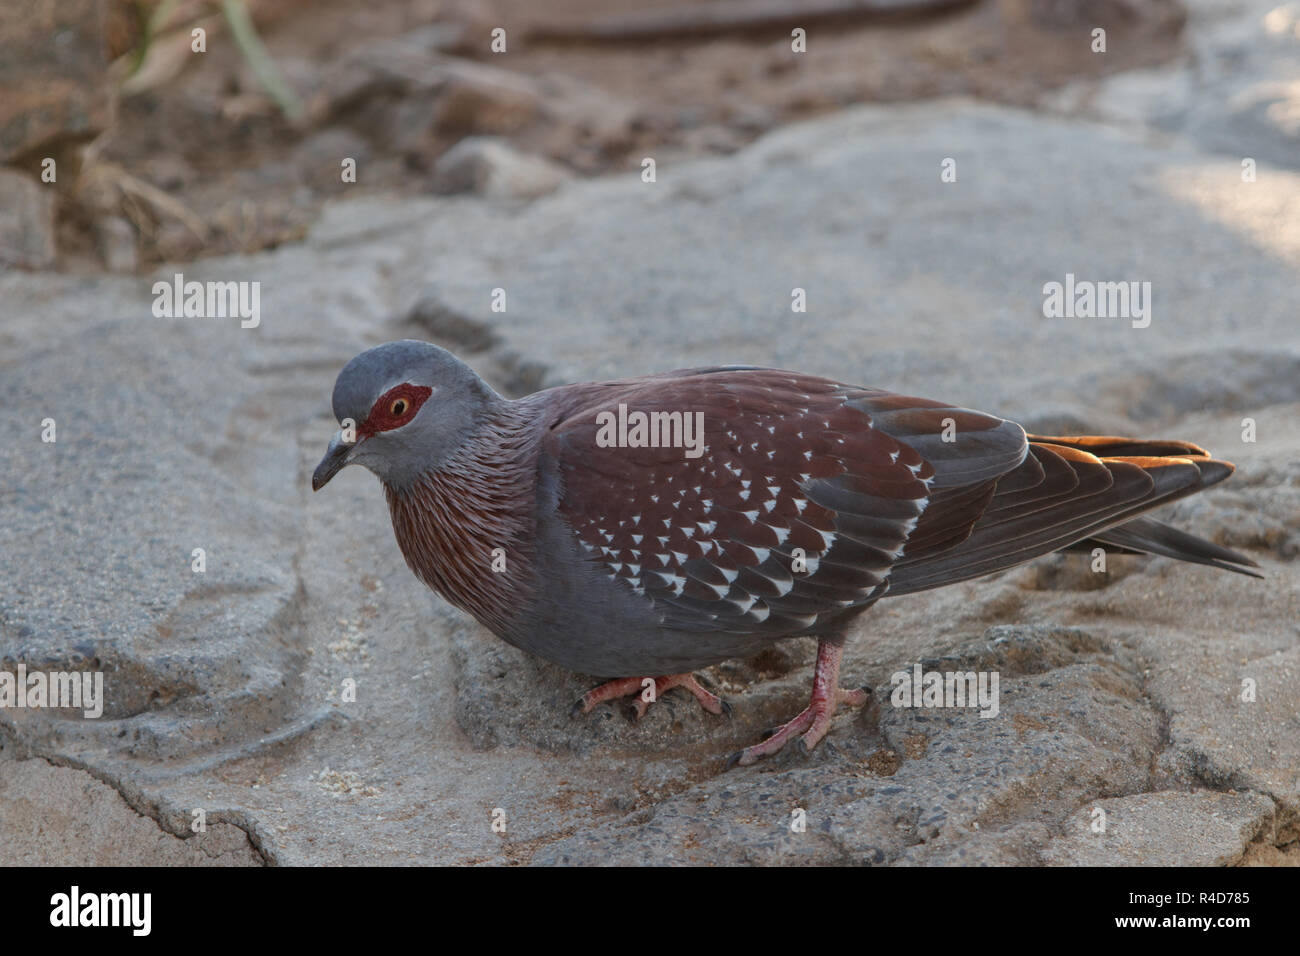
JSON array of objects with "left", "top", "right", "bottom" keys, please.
[{"left": 312, "top": 340, "right": 499, "bottom": 492}]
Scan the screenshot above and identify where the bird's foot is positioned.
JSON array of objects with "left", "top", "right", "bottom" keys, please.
[
  {"left": 572, "top": 673, "right": 730, "bottom": 719},
  {"left": 727, "top": 640, "right": 868, "bottom": 768}
]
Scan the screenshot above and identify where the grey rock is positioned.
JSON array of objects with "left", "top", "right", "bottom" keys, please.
[
  {"left": 430, "top": 60, "right": 543, "bottom": 136},
  {"left": 1148, "top": 645, "right": 1300, "bottom": 842},
  {"left": 1041, "top": 790, "right": 1276, "bottom": 866},
  {"left": 292, "top": 128, "right": 374, "bottom": 193},
  {"left": 2, "top": 87, "right": 1297, "bottom": 864},
  {"left": 0, "top": 752, "right": 262, "bottom": 866},
  {"left": 309, "top": 49, "right": 543, "bottom": 161},
  {"left": 535, "top": 624, "right": 1167, "bottom": 865},
  {"left": 1045, "top": 0, "right": 1300, "bottom": 171},
  {"left": 0, "top": 168, "right": 56, "bottom": 269},
  {"left": 94, "top": 215, "right": 138, "bottom": 273},
  {"left": 432, "top": 137, "right": 569, "bottom": 199},
  {"left": 0, "top": 0, "right": 114, "bottom": 161}
]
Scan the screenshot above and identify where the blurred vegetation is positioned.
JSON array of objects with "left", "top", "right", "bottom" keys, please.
[{"left": 118, "top": 0, "right": 303, "bottom": 119}]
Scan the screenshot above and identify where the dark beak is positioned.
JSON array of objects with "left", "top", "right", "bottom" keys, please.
[{"left": 312, "top": 431, "right": 356, "bottom": 491}]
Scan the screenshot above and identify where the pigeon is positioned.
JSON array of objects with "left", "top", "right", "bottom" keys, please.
[{"left": 312, "top": 340, "right": 1260, "bottom": 765}]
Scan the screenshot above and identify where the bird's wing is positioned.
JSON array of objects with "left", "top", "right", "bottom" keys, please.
[{"left": 543, "top": 369, "right": 1025, "bottom": 635}]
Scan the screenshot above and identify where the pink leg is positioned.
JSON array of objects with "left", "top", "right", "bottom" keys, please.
[
  {"left": 572, "top": 673, "right": 729, "bottom": 718},
  {"left": 728, "top": 640, "right": 869, "bottom": 767}
]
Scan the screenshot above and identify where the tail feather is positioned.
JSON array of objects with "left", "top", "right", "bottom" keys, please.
[
  {"left": 1038, "top": 439, "right": 1260, "bottom": 577},
  {"left": 1076, "top": 516, "right": 1263, "bottom": 579},
  {"left": 1024, "top": 435, "right": 1212, "bottom": 458},
  {"left": 886, "top": 431, "right": 1261, "bottom": 594}
]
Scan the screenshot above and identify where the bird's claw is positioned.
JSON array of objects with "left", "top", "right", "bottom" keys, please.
[
  {"left": 571, "top": 672, "right": 730, "bottom": 720},
  {"left": 725, "top": 641, "right": 870, "bottom": 769}
]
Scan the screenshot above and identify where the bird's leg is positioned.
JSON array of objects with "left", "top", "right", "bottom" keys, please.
[
  {"left": 572, "top": 673, "right": 729, "bottom": 718},
  {"left": 728, "top": 639, "right": 869, "bottom": 767}
]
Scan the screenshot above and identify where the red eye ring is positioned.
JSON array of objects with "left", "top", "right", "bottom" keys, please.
[{"left": 365, "top": 383, "right": 432, "bottom": 433}]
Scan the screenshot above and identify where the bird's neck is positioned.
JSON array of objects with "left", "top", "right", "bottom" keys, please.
[{"left": 383, "top": 401, "right": 540, "bottom": 636}]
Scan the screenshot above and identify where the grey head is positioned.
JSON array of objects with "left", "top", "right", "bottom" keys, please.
[{"left": 311, "top": 340, "right": 501, "bottom": 492}]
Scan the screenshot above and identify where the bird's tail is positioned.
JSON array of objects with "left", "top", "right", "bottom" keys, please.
[
  {"left": 1040, "top": 437, "right": 1263, "bottom": 580},
  {"left": 1034, "top": 435, "right": 1262, "bottom": 579},
  {"left": 1067, "top": 516, "right": 1261, "bottom": 577},
  {"left": 886, "top": 433, "right": 1262, "bottom": 594}
]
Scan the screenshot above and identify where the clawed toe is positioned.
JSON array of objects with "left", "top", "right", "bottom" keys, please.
[
  {"left": 840, "top": 686, "right": 871, "bottom": 707},
  {"left": 572, "top": 644, "right": 866, "bottom": 767},
  {"left": 725, "top": 641, "right": 870, "bottom": 769},
  {"left": 572, "top": 672, "right": 730, "bottom": 721}
]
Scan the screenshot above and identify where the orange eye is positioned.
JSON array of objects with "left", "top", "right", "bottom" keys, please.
[{"left": 390, "top": 398, "right": 408, "bottom": 417}]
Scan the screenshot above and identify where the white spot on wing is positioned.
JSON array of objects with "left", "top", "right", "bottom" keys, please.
[{"left": 728, "top": 593, "right": 756, "bottom": 614}]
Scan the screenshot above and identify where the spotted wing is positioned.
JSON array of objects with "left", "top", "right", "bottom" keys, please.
[{"left": 545, "top": 369, "right": 1023, "bottom": 636}]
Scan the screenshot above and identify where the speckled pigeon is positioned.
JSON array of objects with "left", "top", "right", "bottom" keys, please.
[{"left": 312, "top": 340, "right": 1259, "bottom": 766}]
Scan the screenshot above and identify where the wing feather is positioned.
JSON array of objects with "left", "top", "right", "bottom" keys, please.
[
  {"left": 546, "top": 371, "right": 949, "bottom": 636},
  {"left": 541, "top": 370, "right": 1248, "bottom": 630}
]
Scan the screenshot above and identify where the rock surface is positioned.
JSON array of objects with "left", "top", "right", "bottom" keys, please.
[
  {"left": 2, "top": 70, "right": 1298, "bottom": 862},
  {"left": 1046, "top": 0, "right": 1300, "bottom": 171},
  {"left": 0, "top": 169, "right": 57, "bottom": 270},
  {"left": 0, "top": 748, "right": 261, "bottom": 866},
  {"left": 1040, "top": 790, "right": 1276, "bottom": 867},
  {"left": 432, "top": 136, "right": 570, "bottom": 198},
  {"left": 0, "top": 0, "right": 114, "bottom": 162}
]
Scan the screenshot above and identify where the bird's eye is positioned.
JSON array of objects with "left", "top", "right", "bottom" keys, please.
[{"left": 368, "top": 383, "right": 431, "bottom": 433}]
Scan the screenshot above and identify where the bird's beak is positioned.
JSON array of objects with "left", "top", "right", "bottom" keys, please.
[{"left": 312, "top": 430, "right": 357, "bottom": 491}]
